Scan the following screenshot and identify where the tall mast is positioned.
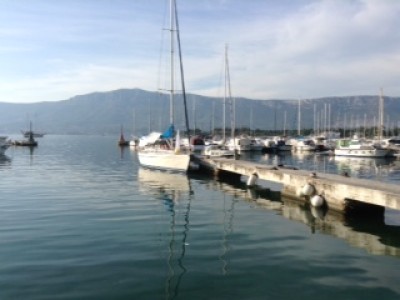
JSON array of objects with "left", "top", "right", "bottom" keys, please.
[
  {"left": 313, "top": 103, "right": 316, "bottom": 135},
  {"left": 250, "top": 103, "right": 253, "bottom": 135},
  {"left": 297, "top": 98, "right": 301, "bottom": 136},
  {"left": 379, "top": 87, "right": 384, "bottom": 141},
  {"left": 225, "top": 44, "right": 235, "bottom": 141},
  {"left": 328, "top": 103, "right": 331, "bottom": 136},
  {"left": 283, "top": 110, "right": 287, "bottom": 136},
  {"left": 174, "top": 0, "right": 191, "bottom": 140},
  {"left": 169, "top": 0, "right": 175, "bottom": 125},
  {"left": 212, "top": 100, "right": 215, "bottom": 136},
  {"left": 324, "top": 103, "right": 327, "bottom": 134},
  {"left": 223, "top": 44, "right": 227, "bottom": 142},
  {"left": 193, "top": 97, "right": 196, "bottom": 134}
]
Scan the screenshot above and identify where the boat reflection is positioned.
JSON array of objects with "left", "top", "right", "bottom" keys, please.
[
  {"left": 0, "top": 154, "right": 11, "bottom": 168},
  {"left": 137, "top": 168, "right": 191, "bottom": 299},
  {"left": 200, "top": 174, "right": 400, "bottom": 258},
  {"left": 332, "top": 156, "right": 396, "bottom": 178},
  {"left": 138, "top": 168, "right": 190, "bottom": 201}
]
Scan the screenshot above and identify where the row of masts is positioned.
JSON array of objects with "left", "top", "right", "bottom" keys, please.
[{"left": 140, "top": 88, "right": 389, "bottom": 139}]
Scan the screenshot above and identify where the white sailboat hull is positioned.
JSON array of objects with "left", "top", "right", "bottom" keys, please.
[
  {"left": 138, "top": 149, "right": 190, "bottom": 172},
  {"left": 334, "top": 139, "right": 391, "bottom": 157},
  {"left": 334, "top": 148, "right": 389, "bottom": 157},
  {"left": 202, "top": 145, "right": 234, "bottom": 158}
]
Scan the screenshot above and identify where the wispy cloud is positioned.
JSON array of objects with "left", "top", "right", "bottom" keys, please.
[{"left": 0, "top": 0, "right": 399, "bottom": 103}]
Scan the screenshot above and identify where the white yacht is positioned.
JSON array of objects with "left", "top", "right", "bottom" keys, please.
[
  {"left": 334, "top": 139, "right": 390, "bottom": 157},
  {"left": 227, "top": 136, "right": 252, "bottom": 152},
  {"left": 249, "top": 138, "right": 265, "bottom": 151},
  {"left": 202, "top": 144, "right": 234, "bottom": 158},
  {"left": 290, "top": 138, "right": 316, "bottom": 152}
]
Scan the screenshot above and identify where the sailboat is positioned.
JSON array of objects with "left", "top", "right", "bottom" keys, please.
[
  {"left": 217, "top": 44, "right": 242, "bottom": 155},
  {"left": 12, "top": 121, "right": 38, "bottom": 147},
  {"left": 137, "top": 0, "right": 191, "bottom": 172},
  {"left": 118, "top": 125, "right": 129, "bottom": 146},
  {"left": 334, "top": 89, "right": 391, "bottom": 158}
]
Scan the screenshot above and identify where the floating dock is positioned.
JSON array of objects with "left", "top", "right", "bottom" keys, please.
[{"left": 196, "top": 157, "right": 400, "bottom": 214}]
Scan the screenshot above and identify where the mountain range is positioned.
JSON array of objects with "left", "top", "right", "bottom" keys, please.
[{"left": 0, "top": 88, "right": 399, "bottom": 136}]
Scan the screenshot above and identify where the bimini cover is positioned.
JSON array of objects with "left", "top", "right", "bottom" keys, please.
[{"left": 161, "top": 124, "right": 175, "bottom": 139}]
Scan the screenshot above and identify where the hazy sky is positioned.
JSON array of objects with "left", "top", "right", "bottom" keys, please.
[{"left": 0, "top": 0, "right": 399, "bottom": 103}]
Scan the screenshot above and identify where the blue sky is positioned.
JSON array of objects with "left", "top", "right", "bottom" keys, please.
[{"left": 0, "top": 0, "right": 399, "bottom": 103}]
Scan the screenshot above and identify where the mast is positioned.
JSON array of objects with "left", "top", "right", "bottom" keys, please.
[
  {"left": 212, "top": 100, "right": 215, "bottom": 136},
  {"left": 174, "top": 0, "right": 191, "bottom": 140},
  {"left": 378, "top": 87, "right": 384, "bottom": 141},
  {"left": 313, "top": 103, "right": 316, "bottom": 135},
  {"left": 283, "top": 110, "right": 287, "bottom": 136},
  {"left": 363, "top": 113, "right": 367, "bottom": 138},
  {"left": 192, "top": 97, "right": 196, "bottom": 135},
  {"left": 250, "top": 103, "right": 253, "bottom": 135},
  {"left": 324, "top": 103, "right": 327, "bottom": 135},
  {"left": 169, "top": 0, "right": 175, "bottom": 125},
  {"left": 328, "top": 103, "right": 331, "bottom": 136},
  {"left": 223, "top": 45, "right": 227, "bottom": 142},
  {"left": 225, "top": 44, "right": 235, "bottom": 141},
  {"left": 297, "top": 98, "right": 301, "bottom": 136}
]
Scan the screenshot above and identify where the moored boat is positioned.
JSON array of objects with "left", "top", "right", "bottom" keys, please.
[
  {"left": 334, "top": 139, "right": 390, "bottom": 157},
  {"left": 138, "top": 126, "right": 190, "bottom": 172},
  {"left": 249, "top": 138, "right": 265, "bottom": 152},
  {"left": 202, "top": 144, "right": 234, "bottom": 158},
  {"left": 137, "top": 0, "right": 191, "bottom": 172},
  {"left": 227, "top": 136, "right": 252, "bottom": 152},
  {"left": 118, "top": 125, "right": 129, "bottom": 146},
  {"left": 138, "top": 148, "right": 190, "bottom": 171},
  {"left": 290, "top": 138, "right": 316, "bottom": 152}
]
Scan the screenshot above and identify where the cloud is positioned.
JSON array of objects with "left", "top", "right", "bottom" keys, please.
[
  {"left": 185, "top": 0, "right": 400, "bottom": 99},
  {"left": 1, "top": 0, "right": 400, "bottom": 103},
  {"left": 0, "top": 60, "right": 160, "bottom": 102}
]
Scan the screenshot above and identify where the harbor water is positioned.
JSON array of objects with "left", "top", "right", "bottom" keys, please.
[{"left": 1, "top": 135, "right": 400, "bottom": 299}]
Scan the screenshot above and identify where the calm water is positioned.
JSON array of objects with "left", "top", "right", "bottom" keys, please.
[{"left": 1, "top": 135, "right": 400, "bottom": 300}]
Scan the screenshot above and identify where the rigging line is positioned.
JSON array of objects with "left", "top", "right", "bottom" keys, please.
[
  {"left": 157, "top": 0, "right": 169, "bottom": 93},
  {"left": 169, "top": 0, "right": 175, "bottom": 126},
  {"left": 225, "top": 44, "right": 236, "bottom": 142}
]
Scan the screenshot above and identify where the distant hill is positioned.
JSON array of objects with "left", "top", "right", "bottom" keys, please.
[{"left": 0, "top": 88, "right": 399, "bottom": 136}]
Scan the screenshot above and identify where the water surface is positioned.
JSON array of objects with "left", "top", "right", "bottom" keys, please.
[{"left": 1, "top": 135, "right": 399, "bottom": 299}]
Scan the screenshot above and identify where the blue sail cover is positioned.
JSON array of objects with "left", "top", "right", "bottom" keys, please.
[{"left": 161, "top": 124, "right": 175, "bottom": 139}]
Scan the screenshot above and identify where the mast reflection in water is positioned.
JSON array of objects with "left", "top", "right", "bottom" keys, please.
[{"left": 138, "top": 168, "right": 191, "bottom": 299}]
